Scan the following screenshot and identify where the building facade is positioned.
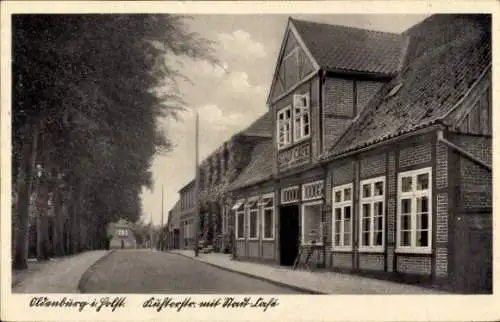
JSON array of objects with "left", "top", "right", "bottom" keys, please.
[
  {"left": 179, "top": 180, "right": 196, "bottom": 249},
  {"left": 165, "top": 200, "right": 181, "bottom": 249},
  {"left": 107, "top": 219, "right": 137, "bottom": 249},
  {"left": 227, "top": 14, "right": 492, "bottom": 293}
]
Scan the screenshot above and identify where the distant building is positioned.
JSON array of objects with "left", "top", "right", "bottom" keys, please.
[
  {"left": 107, "top": 219, "right": 137, "bottom": 249},
  {"left": 165, "top": 200, "right": 181, "bottom": 249}
]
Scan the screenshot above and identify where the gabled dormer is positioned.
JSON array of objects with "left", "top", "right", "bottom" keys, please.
[{"left": 267, "top": 17, "right": 408, "bottom": 175}]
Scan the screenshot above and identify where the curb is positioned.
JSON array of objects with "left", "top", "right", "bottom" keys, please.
[
  {"left": 77, "top": 250, "right": 116, "bottom": 293},
  {"left": 171, "top": 252, "right": 326, "bottom": 295}
]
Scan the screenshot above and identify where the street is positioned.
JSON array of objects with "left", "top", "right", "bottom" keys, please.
[{"left": 79, "top": 250, "right": 300, "bottom": 294}]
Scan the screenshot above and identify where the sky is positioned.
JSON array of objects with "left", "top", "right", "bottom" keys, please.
[{"left": 140, "top": 14, "right": 429, "bottom": 226}]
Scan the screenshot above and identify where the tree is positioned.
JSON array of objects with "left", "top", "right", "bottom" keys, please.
[{"left": 12, "top": 14, "right": 218, "bottom": 269}]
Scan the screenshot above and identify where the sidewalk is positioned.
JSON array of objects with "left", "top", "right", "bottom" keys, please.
[
  {"left": 12, "top": 250, "right": 112, "bottom": 293},
  {"left": 172, "top": 250, "right": 448, "bottom": 294}
]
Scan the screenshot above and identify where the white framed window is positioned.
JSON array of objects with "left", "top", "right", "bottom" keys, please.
[
  {"left": 260, "top": 193, "right": 275, "bottom": 240},
  {"left": 277, "top": 107, "right": 292, "bottom": 149},
  {"left": 332, "top": 183, "right": 353, "bottom": 251},
  {"left": 234, "top": 199, "right": 245, "bottom": 240},
  {"left": 301, "top": 200, "right": 323, "bottom": 246},
  {"left": 247, "top": 197, "right": 259, "bottom": 240},
  {"left": 293, "top": 93, "right": 310, "bottom": 142},
  {"left": 359, "top": 176, "right": 385, "bottom": 252},
  {"left": 397, "top": 167, "right": 432, "bottom": 254}
]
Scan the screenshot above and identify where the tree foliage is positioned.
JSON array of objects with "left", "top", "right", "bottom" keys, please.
[{"left": 12, "top": 14, "right": 217, "bottom": 268}]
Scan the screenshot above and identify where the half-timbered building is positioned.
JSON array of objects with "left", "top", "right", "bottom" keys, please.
[{"left": 227, "top": 14, "right": 492, "bottom": 293}]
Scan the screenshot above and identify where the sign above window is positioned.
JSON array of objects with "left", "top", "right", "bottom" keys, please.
[
  {"left": 281, "top": 186, "right": 300, "bottom": 204},
  {"left": 302, "top": 180, "right": 324, "bottom": 201}
]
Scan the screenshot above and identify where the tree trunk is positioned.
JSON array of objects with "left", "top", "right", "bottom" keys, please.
[
  {"left": 52, "top": 180, "right": 65, "bottom": 257},
  {"left": 36, "top": 173, "right": 50, "bottom": 261},
  {"left": 13, "top": 120, "right": 40, "bottom": 270}
]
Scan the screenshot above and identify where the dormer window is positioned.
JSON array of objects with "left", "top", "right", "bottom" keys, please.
[
  {"left": 293, "top": 93, "right": 310, "bottom": 142},
  {"left": 277, "top": 106, "right": 292, "bottom": 149}
]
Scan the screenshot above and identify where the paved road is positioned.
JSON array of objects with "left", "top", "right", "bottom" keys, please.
[{"left": 79, "top": 250, "right": 300, "bottom": 294}]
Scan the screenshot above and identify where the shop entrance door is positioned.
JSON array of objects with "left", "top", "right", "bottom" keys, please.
[{"left": 279, "top": 204, "right": 299, "bottom": 266}]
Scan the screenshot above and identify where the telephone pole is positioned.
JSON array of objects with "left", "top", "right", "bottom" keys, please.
[
  {"left": 150, "top": 212, "right": 153, "bottom": 250},
  {"left": 161, "top": 184, "right": 164, "bottom": 251},
  {"left": 194, "top": 111, "right": 200, "bottom": 257}
]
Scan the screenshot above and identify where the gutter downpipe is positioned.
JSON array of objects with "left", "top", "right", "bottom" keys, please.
[{"left": 437, "top": 129, "right": 492, "bottom": 172}]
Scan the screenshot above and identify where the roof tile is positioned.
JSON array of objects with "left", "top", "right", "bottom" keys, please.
[
  {"left": 228, "top": 139, "right": 274, "bottom": 191},
  {"left": 322, "top": 14, "right": 491, "bottom": 159},
  {"left": 291, "top": 18, "right": 408, "bottom": 75}
]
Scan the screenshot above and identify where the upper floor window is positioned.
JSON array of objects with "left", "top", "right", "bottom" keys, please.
[
  {"left": 277, "top": 107, "right": 292, "bottom": 149},
  {"left": 117, "top": 228, "right": 128, "bottom": 237},
  {"left": 293, "top": 93, "right": 310, "bottom": 142},
  {"left": 359, "top": 176, "right": 385, "bottom": 251},
  {"left": 397, "top": 167, "right": 432, "bottom": 254}
]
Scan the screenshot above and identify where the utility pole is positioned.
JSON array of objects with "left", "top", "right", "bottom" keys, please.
[
  {"left": 161, "top": 184, "right": 164, "bottom": 251},
  {"left": 150, "top": 212, "right": 153, "bottom": 251},
  {"left": 194, "top": 111, "right": 200, "bottom": 257}
]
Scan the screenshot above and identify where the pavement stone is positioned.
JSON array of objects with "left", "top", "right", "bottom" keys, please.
[
  {"left": 12, "top": 250, "right": 112, "bottom": 293},
  {"left": 171, "top": 250, "right": 448, "bottom": 294}
]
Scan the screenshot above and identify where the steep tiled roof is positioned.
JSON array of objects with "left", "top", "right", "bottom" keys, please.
[
  {"left": 322, "top": 14, "right": 491, "bottom": 160},
  {"left": 228, "top": 139, "right": 274, "bottom": 191},
  {"left": 291, "top": 18, "right": 408, "bottom": 76},
  {"left": 238, "top": 111, "right": 272, "bottom": 137}
]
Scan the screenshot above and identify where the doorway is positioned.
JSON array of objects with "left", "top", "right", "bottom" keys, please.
[{"left": 279, "top": 204, "right": 300, "bottom": 266}]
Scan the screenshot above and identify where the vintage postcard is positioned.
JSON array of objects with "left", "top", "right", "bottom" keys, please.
[{"left": 1, "top": 1, "right": 499, "bottom": 321}]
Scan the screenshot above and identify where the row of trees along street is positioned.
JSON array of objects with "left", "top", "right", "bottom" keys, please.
[{"left": 12, "top": 15, "right": 217, "bottom": 269}]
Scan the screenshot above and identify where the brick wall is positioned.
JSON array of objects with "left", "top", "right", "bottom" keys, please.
[
  {"left": 396, "top": 256, "right": 432, "bottom": 275},
  {"left": 398, "top": 142, "right": 432, "bottom": 168},
  {"left": 323, "top": 118, "right": 351, "bottom": 152},
  {"left": 331, "top": 160, "right": 355, "bottom": 186},
  {"left": 360, "top": 152, "right": 386, "bottom": 179},
  {"left": 324, "top": 78, "right": 354, "bottom": 117},
  {"left": 451, "top": 134, "right": 492, "bottom": 210},
  {"left": 387, "top": 152, "right": 396, "bottom": 247},
  {"left": 356, "top": 80, "right": 384, "bottom": 114},
  {"left": 332, "top": 252, "right": 352, "bottom": 268},
  {"left": 436, "top": 193, "right": 448, "bottom": 244},
  {"left": 435, "top": 247, "right": 448, "bottom": 277},
  {"left": 436, "top": 141, "right": 448, "bottom": 189},
  {"left": 359, "top": 253, "right": 385, "bottom": 271},
  {"left": 322, "top": 77, "right": 354, "bottom": 153}
]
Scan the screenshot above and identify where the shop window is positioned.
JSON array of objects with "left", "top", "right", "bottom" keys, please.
[
  {"left": 234, "top": 199, "right": 245, "bottom": 240},
  {"left": 359, "top": 176, "right": 385, "bottom": 251},
  {"left": 247, "top": 198, "right": 259, "bottom": 240},
  {"left": 302, "top": 200, "right": 323, "bottom": 245},
  {"left": 397, "top": 167, "right": 432, "bottom": 253},
  {"left": 293, "top": 93, "right": 310, "bottom": 142},
  {"left": 332, "top": 183, "right": 353, "bottom": 251},
  {"left": 261, "top": 193, "right": 275, "bottom": 240},
  {"left": 277, "top": 107, "right": 292, "bottom": 149}
]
